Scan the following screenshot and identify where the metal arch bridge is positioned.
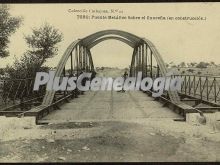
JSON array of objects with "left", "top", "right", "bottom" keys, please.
[
  {"left": 1, "top": 29, "right": 220, "bottom": 123},
  {"left": 42, "top": 29, "right": 180, "bottom": 106}
]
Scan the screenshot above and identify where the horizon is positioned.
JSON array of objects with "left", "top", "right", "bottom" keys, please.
[{"left": 1, "top": 3, "right": 220, "bottom": 68}]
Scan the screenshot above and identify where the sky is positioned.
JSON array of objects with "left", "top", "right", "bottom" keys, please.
[{"left": 1, "top": 3, "right": 220, "bottom": 69}]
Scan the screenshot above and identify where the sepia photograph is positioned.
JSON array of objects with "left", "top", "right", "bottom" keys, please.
[{"left": 0, "top": 2, "right": 220, "bottom": 162}]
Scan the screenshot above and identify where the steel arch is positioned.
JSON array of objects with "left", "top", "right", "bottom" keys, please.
[{"left": 41, "top": 29, "right": 181, "bottom": 106}]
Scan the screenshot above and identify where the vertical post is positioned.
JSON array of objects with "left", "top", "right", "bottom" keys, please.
[
  {"left": 214, "top": 78, "right": 217, "bottom": 103},
  {"left": 75, "top": 45, "right": 79, "bottom": 77},
  {"left": 81, "top": 46, "right": 84, "bottom": 71},
  {"left": 193, "top": 75, "right": 196, "bottom": 96},
  {"left": 83, "top": 47, "right": 86, "bottom": 71},
  {"left": 206, "top": 77, "right": 209, "bottom": 101},
  {"left": 70, "top": 52, "right": 73, "bottom": 75},
  {"left": 86, "top": 54, "right": 89, "bottom": 72},
  {"left": 81, "top": 46, "right": 83, "bottom": 71},
  {"left": 88, "top": 52, "right": 91, "bottom": 72},
  {"left": 86, "top": 49, "right": 90, "bottom": 72},
  {"left": 130, "top": 48, "right": 135, "bottom": 77},
  {"left": 79, "top": 45, "right": 82, "bottom": 72},
  {"left": 87, "top": 50, "right": 94, "bottom": 72},
  {"left": 85, "top": 48, "right": 88, "bottom": 72},
  {"left": 184, "top": 76, "right": 187, "bottom": 94},
  {"left": 142, "top": 44, "right": 145, "bottom": 78},
  {"left": 135, "top": 47, "right": 138, "bottom": 77},
  {"left": 63, "top": 67, "right": 66, "bottom": 77},
  {"left": 188, "top": 76, "right": 191, "bottom": 95},
  {"left": 150, "top": 50, "right": 153, "bottom": 78},
  {"left": 181, "top": 75, "right": 184, "bottom": 92},
  {"left": 157, "top": 64, "right": 160, "bottom": 77},
  {"left": 63, "top": 66, "right": 66, "bottom": 96},
  {"left": 146, "top": 44, "right": 148, "bottom": 77},
  {"left": 129, "top": 61, "right": 132, "bottom": 77},
  {"left": 200, "top": 77, "right": 202, "bottom": 100},
  {"left": 138, "top": 46, "right": 142, "bottom": 73}
]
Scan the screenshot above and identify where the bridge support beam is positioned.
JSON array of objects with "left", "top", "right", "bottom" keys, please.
[
  {"left": 150, "top": 50, "right": 153, "bottom": 78},
  {"left": 146, "top": 44, "right": 148, "bottom": 77},
  {"left": 70, "top": 51, "right": 73, "bottom": 75},
  {"left": 135, "top": 47, "right": 138, "bottom": 77},
  {"left": 138, "top": 46, "right": 142, "bottom": 74},
  {"left": 157, "top": 64, "right": 160, "bottom": 77},
  {"left": 87, "top": 49, "right": 94, "bottom": 72},
  {"left": 142, "top": 44, "right": 145, "bottom": 78},
  {"left": 75, "top": 45, "right": 79, "bottom": 76},
  {"left": 130, "top": 48, "right": 136, "bottom": 77}
]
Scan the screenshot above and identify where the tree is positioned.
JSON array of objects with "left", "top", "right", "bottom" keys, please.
[
  {"left": 196, "top": 62, "right": 209, "bottom": 69},
  {"left": 0, "top": 5, "right": 22, "bottom": 58},
  {"left": 210, "top": 61, "right": 216, "bottom": 67},
  {"left": 5, "top": 53, "right": 50, "bottom": 79},
  {"left": 24, "top": 23, "right": 63, "bottom": 67},
  {"left": 6, "top": 23, "right": 63, "bottom": 79},
  {"left": 190, "top": 62, "right": 197, "bottom": 67},
  {"left": 0, "top": 68, "right": 5, "bottom": 75},
  {"left": 179, "top": 62, "right": 186, "bottom": 68}
]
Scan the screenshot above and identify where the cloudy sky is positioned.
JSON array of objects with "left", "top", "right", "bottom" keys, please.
[{"left": 1, "top": 3, "right": 220, "bottom": 68}]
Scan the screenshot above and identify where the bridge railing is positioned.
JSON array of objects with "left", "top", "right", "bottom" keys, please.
[
  {"left": 51, "top": 71, "right": 81, "bottom": 103},
  {"left": 0, "top": 78, "right": 46, "bottom": 110},
  {"left": 173, "top": 75, "right": 220, "bottom": 104}
]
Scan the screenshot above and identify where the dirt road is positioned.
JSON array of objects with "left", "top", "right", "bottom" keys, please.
[
  {"left": 42, "top": 91, "right": 181, "bottom": 121},
  {"left": 0, "top": 91, "right": 220, "bottom": 162}
]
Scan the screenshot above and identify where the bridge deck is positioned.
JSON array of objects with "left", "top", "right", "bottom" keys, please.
[{"left": 42, "top": 91, "right": 181, "bottom": 121}]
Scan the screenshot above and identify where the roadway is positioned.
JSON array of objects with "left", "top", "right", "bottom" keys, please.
[
  {"left": 42, "top": 90, "right": 181, "bottom": 122},
  {"left": 1, "top": 91, "right": 220, "bottom": 162}
]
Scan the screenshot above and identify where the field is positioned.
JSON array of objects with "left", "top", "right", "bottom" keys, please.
[{"left": 169, "top": 66, "right": 220, "bottom": 76}]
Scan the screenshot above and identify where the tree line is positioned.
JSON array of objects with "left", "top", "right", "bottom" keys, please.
[
  {"left": 166, "top": 61, "right": 219, "bottom": 69},
  {"left": 0, "top": 5, "right": 219, "bottom": 80},
  {"left": 0, "top": 5, "right": 63, "bottom": 79}
]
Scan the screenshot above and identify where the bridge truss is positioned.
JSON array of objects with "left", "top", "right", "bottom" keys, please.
[{"left": 0, "top": 30, "right": 219, "bottom": 123}]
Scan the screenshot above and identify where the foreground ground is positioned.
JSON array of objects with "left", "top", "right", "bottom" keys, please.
[{"left": 0, "top": 91, "right": 220, "bottom": 162}]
